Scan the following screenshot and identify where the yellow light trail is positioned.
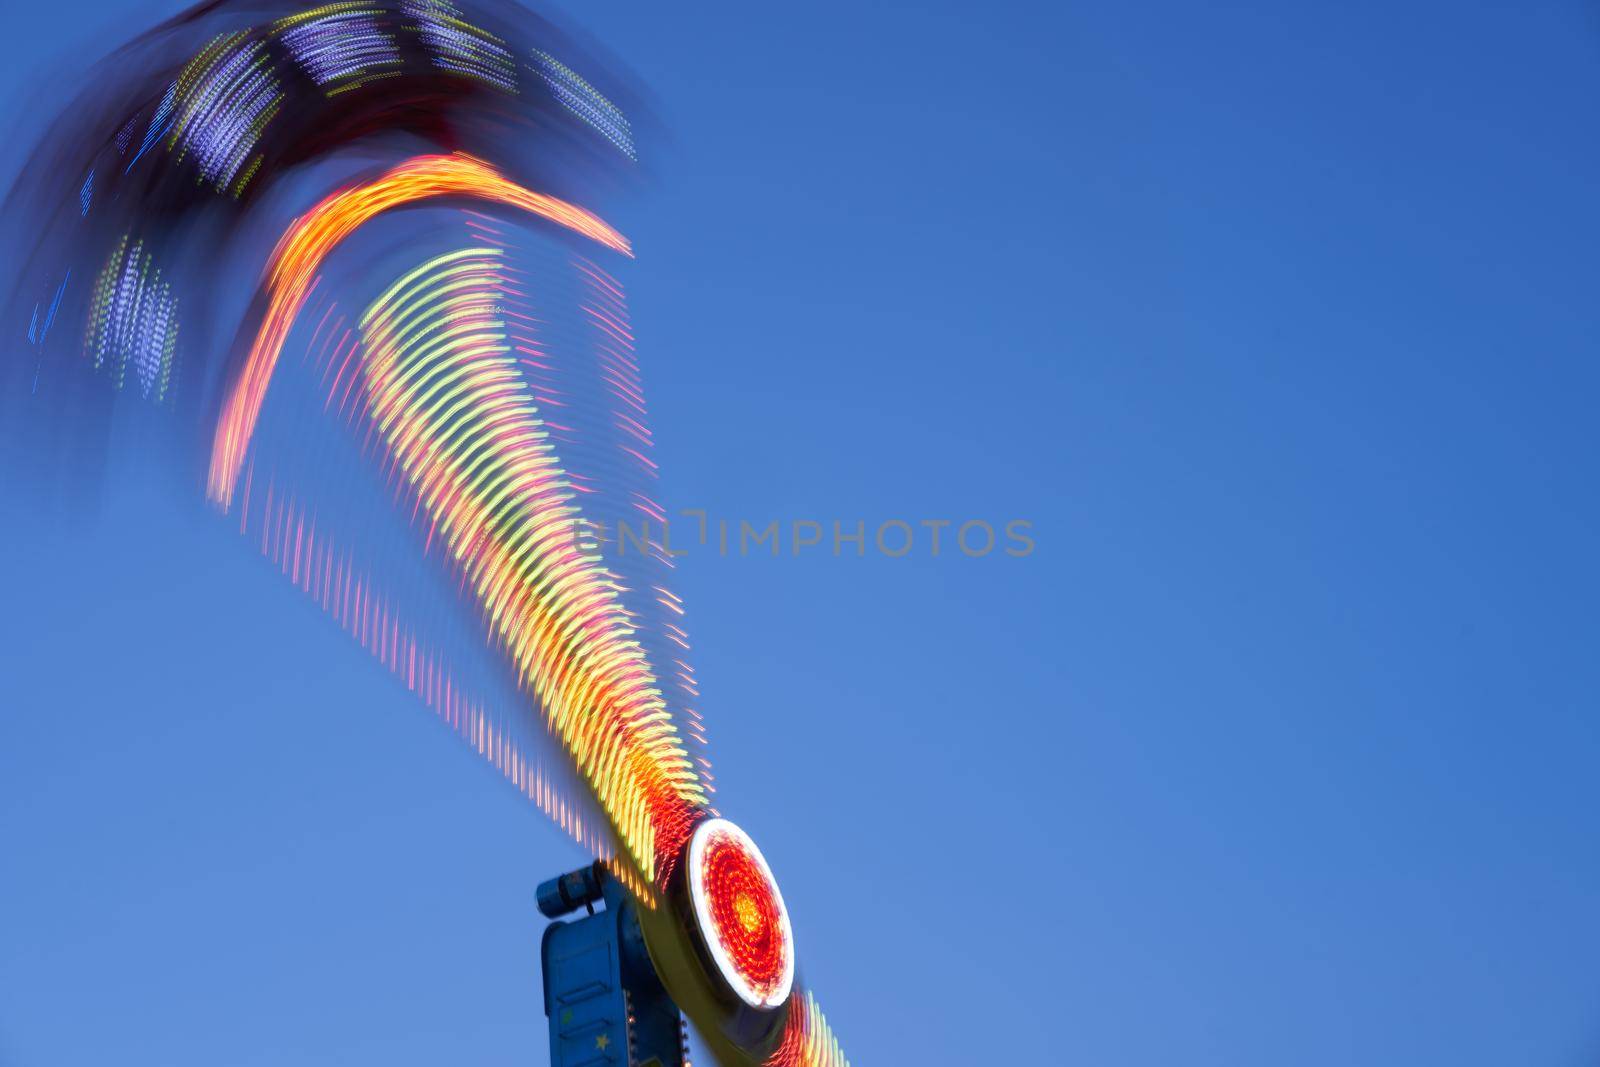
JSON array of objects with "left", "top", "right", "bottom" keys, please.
[
  {"left": 208, "top": 152, "right": 630, "bottom": 509},
  {"left": 357, "top": 247, "right": 704, "bottom": 886}
]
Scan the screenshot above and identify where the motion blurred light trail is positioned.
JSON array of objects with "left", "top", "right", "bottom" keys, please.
[
  {"left": 0, "top": 1, "right": 848, "bottom": 1064},
  {"left": 208, "top": 152, "right": 632, "bottom": 508},
  {"left": 357, "top": 244, "right": 702, "bottom": 888}
]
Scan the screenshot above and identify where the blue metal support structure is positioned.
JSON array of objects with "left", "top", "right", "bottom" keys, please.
[{"left": 538, "top": 861, "right": 687, "bottom": 1067}]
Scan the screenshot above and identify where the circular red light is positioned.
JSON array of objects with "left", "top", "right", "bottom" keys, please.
[{"left": 687, "top": 818, "right": 794, "bottom": 1009}]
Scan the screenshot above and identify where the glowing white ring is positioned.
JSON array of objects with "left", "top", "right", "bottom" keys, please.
[{"left": 686, "top": 817, "right": 795, "bottom": 1010}]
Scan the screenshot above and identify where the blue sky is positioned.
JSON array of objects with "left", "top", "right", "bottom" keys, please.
[{"left": 3, "top": 1, "right": 1600, "bottom": 1064}]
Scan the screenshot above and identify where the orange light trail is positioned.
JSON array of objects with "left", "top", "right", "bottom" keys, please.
[{"left": 208, "top": 152, "right": 631, "bottom": 509}]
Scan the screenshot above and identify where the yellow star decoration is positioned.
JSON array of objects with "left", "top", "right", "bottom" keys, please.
[{"left": 595, "top": 1033, "right": 610, "bottom": 1051}]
